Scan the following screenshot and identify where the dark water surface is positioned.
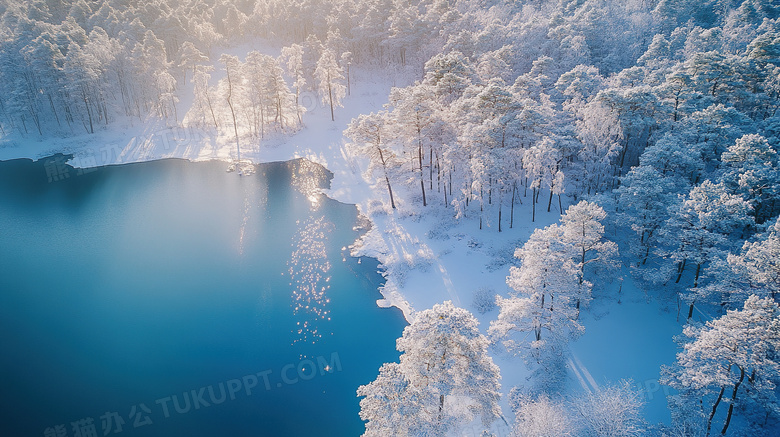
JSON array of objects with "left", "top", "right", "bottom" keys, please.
[{"left": 0, "top": 156, "right": 405, "bottom": 436}]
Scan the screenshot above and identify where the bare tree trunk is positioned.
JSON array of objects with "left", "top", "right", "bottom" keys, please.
[
  {"left": 429, "top": 147, "right": 433, "bottom": 190},
  {"left": 510, "top": 183, "right": 516, "bottom": 229},
  {"left": 47, "top": 94, "right": 61, "bottom": 127},
  {"left": 171, "top": 94, "right": 178, "bottom": 123},
  {"left": 688, "top": 263, "right": 702, "bottom": 321},
  {"left": 82, "top": 92, "right": 94, "bottom": 134},
  {"left": 205, "top": 89, "right": 219, "bottom": 129},
  {"left": 720, "top": 367, "right": 745, "bottom": 435},
  {"left": 675, "top": 259, "right": 687, "bottom": 284},
  {"left": 436, "top": 152, "right": 441, "bottom": 192},
  {"left": 706, "top": 385, "right": 725, "bottom": 437},
  {"left": 224, "top": 65, "right": 240, "bottom": 161},
  {"left": 418, "top": 141, "right": 427, "bottom": 207},
  {"left": 498, "top": 201, "right": 502, "bottom": 232},
  {"left": 479, "top": 197, "right": 483, "bottom": 230},
  {"left": 378, "top": 148, "right": 396, "bottom": 209},
  {"left": 547, "top": 189, "right": 554, "bottom": 212},
  {"left": 295, "top": 86, "right": 302, "bottom": 125},
  {"left": 385, "top": 174, "right": 396, "bottom": 209},
  {"left": 346, "top": 64, "right": 350, "bottom": 96},
  {"left": 328, "top": 77, "right": 334, "bottom": 121}
]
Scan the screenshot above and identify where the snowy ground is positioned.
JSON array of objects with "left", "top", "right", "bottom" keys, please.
[{"left": 0, "top": 45, "right": 685, "bottom": 432}]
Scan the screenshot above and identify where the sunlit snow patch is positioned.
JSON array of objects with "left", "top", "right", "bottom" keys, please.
[{"left": 226, "top": 159, "right": 256, "bottom": 175}]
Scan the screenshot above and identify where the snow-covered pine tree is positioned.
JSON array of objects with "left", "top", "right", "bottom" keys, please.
[
  {"left": 522, "top": 136, "right": 564, "bottom": 221},
  {"left": 315, "top": 47, "right": 346, "bottom": 121},
  {"left": 573, "top": 100, "right": 623, "bottom": 195},
  {"left": 177, "top": 41, "right": 208, "bottom": 83},
  {"left": 359, "top": 301, "right": 502, "bottom": 436},
  {"left": 615, "top": 165, "right": 681, "bottom": 266},
  {"left": 571, "top": 380, "right": 645, "bottom": 437},
  {"left": 357, "top": 362, "right": 436, "bottom": 437},
  {"left": 190, "top": 65, "right": 219, "bottom": 129},
  {"left": 559, "top": 200, "right": 619, "bottom": 307},
  {"left": 218, "top": 54, "right": 242, "bottom": 160},
  {"left": 662, "top": 295, "right": 780, "bottom": 436},
  {"left": 511, "top": 394, "right": 575, "bottom": 437},
  {"left": 280, "top": 44, "right": 306, "bottom": 125},
  {"left": 490, "top": 224, "right": 584, "bottom": 363},
  {"left": 422, "top": 50, "right": 475, "bottom": 104},
  {"left": 720, "top": 134, "right": 780, "bottom": 223},
  {"left": 345, "top": 111, "right": 399, "bottom": 209},
  {"left": 385, "top": 84, "right": 441, "bottom": 207},
  {"left": 660, "top": 180, "right": 754, "bottom": 319},
  {"left": 397, "top": 301, "right": 502, "bottom": 433},
  {"left": 726, "top": 218, "right": 780, "bottom": 301}
]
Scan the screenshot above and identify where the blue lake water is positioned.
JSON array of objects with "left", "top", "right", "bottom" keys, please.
[{"left": 0, "top": 156, "right": 406, "bottom": 436}]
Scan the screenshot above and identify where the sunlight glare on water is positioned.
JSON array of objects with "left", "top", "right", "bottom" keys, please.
[{"left": 0, "top": 156, "right": 405, "bottom": 437}]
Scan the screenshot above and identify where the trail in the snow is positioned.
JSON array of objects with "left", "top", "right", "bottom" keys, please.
[{"left": 568, "top": 352, "right": 600, "bottom": 393}]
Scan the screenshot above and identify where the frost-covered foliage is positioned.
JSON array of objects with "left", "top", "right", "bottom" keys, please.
[
  {"left": 729, "top": 218, "right": 780, "bottom": 298},
  {"left": 358, "top": 301, "right": 501, "bottom": 436},
  {"left": 205, "top": 51, "right": 302, "bottom": 147},
  {"left": 510, "top": 381, "right": 644, "bottom": 437},
  {"left": 571, "top": 380, "right": 645, "bottom": 437},
  {"left": 472, "top": 286, "right": 497, "bottom": 314},
  {"left": 6, "top": 0, "right": 779, "bottom": 238},
  {"left": 356, "top": 362, "right": 437, "bottom": 437},
  {"left": 657, "top": 179, "right": 755, "bottom": 318},
  {"left": 490, "top": 222, "right": 585, "bottom": 361},
  {"left": 490, "top": 201, "right": 616, "bottom": 367},
  {"left": 345, "top": 111, "right": 399, "bottom": 209},
  {"left": 511, "top": 394, "right": 575, "bottom": 437},
  {"left": 315, "top": 48, "right": 346, "bottom": 121},
  {"left": 662, "top": 295, "right": 780, "bottom": 435}
]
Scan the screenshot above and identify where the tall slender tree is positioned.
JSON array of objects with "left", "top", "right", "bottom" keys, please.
[
  {"left": 315, "top": 48, "right": 346, "bottom": 121},
  {"left": 219, "top": 54, "right": 241, "bottom": 161}
]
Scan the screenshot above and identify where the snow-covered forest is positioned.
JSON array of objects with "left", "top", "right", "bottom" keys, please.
[{"left": 2, "top": 0, "right": 780, "bottom": 435}]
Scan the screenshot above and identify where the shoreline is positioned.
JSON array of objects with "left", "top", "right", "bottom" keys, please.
[
  {"left": 0, "top": 72, "right": 418, "bottom": 322},
  {"left": 0, "top": 148, "right": 419, "bottom": 324}
]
